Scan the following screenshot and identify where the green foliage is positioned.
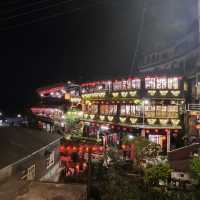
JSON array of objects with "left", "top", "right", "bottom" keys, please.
[
  {"left": 190, "top": 155, "right": 200, "bottom": 181},
  {"left": 142, "top": 143, "right": 161, "bottom": 159},
  {"left": 123, "top": 136, "right": 151, "bottom": 162},
  {"left": 64, "top": 108, "right": 81, "bottom": 127},
  {"left": 144, "top": 163, "right": 171, "bottom": 186}
]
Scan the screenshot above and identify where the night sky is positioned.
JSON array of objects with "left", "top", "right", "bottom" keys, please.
[{"left": 0, "top": 0, "right": 194, "bottom": 115}]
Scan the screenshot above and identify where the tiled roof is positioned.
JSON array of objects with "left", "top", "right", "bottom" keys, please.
[{"left": 0, "top": 127, "right": 62, "bottom": 169}]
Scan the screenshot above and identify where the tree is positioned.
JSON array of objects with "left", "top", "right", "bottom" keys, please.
[
  {"left": 122, "top": 136, "right": 152, "bottom": 166},
  {"left": 144, "top": 163, "right": 171, "bottom": 186},
  {"left": 190, "top": 155, "right": 200, "bottom": 185}
]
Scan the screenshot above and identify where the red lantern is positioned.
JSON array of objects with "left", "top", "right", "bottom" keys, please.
[
  {"left": 59, "top": 145, "right": 65, "bottom": 153},
  {"left": 122, "top": 144, "right": 126, "bottom": 150},
  {"left": 76, "top": 164, "right": 80, "bottom": 173},
  {"left": 73, "top": 146, "right": 77, "bottom": 151},
  {"left": 66, "top": 146, "right": 71, "bottom": 152},
  {"left": 123, "top": 127, "right": 127, "bottom": 131},
  {"left": 92, "top": 147, "right": 97, "bottom": 152}
]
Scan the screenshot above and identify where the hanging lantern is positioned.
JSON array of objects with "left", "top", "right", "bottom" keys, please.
[
  {"left": 129, "top": 91, "right": 137, "bottom": 97},
  {"left": 120, "top": 117, "right": 126, "bottom": 123},
  {"left": 90, "top": 115, "right": 95, "bottom": 120},
  {"left": 159, "top": 90, "right": 168, "bottom": 96},
  {"left": 100, "top": 115, "right": 105, "bottom": 121},
  {"left": 130, "top": 118, "right": 138, "bottom": 124},
  {"left": 148, "top": 90, "right": 156, "bottom": 96},
  {"left": 112, "top": 92, "right": 119, "bottom": 98},
  {"left": 121, "top": 144, "right": 126, "bottom": 150},
  {"left": 171, "top": 90, "right": 180, "bottom": 97},
  {"left": 146, "top": 129, "right": 150, "bottom": 133},
  {"left": 160, "top": 119, "right": 169, "bottom": 125},
  {"left": 59, "top": 145, "right": 65, "bottom": 153},
  {"left": 171, "top": 119, "right": 180, "bottom": 126},
  {"left": 147, "top": 118, "right": 157, "bottom": 125},
  {"left": 108, "top": 116, "right": 114, "bottom": 122},
  {"left": 123, "top": 127, "right": 127, "bottom": 131},
  {"left": 121, "top": 92, "right": 128, "bottom": 97}
]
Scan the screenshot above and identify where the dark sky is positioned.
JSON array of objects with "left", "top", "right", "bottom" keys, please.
[
  {"left": 0, "top": 0, "right": 143, "bottom": 115},
  {"left": 0, "top": 0, "right": 195, "bottom": 115}
]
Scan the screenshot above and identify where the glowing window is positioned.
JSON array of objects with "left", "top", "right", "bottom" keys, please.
[
  {"left": 132, "top": 79, "right": 141, "bottom": 89},
  {"left": 156, "top": 78, "right": 167, "bottom": 89},
  {"left": 145, "top": 78, "right": 156, "bottom": 89},
  {"left": 168, "top": 78, "right": 179, "bottom": 89}
]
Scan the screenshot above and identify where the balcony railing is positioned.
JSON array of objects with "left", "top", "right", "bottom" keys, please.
[{"left": 187, "top": 104, "right": 200, "bottom": 111}]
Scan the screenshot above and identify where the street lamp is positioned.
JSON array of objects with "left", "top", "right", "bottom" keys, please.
[{"left": 128, "top": 135, "right": 134, "bottom": 140}]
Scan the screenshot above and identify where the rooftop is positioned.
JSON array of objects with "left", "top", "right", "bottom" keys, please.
[
  {"left": 0, "top": 127, "right": 62, "bottom": 169},
  {"left": 0, "top": 179, "right": 86, "bottom": 200}
]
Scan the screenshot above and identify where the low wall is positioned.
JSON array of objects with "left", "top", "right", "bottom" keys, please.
[{"left": 0, "top": 166, "right": 12, "bottom": 183}]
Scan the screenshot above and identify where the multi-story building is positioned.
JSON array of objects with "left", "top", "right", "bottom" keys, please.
[
  {"left": 81, "top": 76, "right": 186, "bottom": 152},
  {"left": 30, "top": 82, "right": 81, "bottom": 132},
  {"left": 137, "top": 0, "right": 200, "bottom": 139}
]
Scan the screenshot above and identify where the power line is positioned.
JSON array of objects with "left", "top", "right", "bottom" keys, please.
[
  {"left": 0, "top": 0, "right": 73, "bottom": 21},
  {"left": 0, "top": 0, "right": 110, "bottom": 31},
  {"left": 1, "top": 0, "right": 71, "bottom": 16},
  {"left": 129, "top": 0, "right": 146, "bottom": 75}
]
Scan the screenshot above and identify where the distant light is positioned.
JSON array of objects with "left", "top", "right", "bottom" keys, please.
[
  {"left": 0, "top": 112, "right": 2, "bottom": 116},
  {"left": 128, "top": 135, "right": 134, "bottom": 140},
  {"left": 101, "top": 125, "right": 109, "bottom": 131},
  {"left": 61, "top": 89, "right": 66, "bottom": 94},
  {"left": 40, "top": 93, "right": 44, "bottom": 97},
  {"left": 50, "top": 92, "right": 54, "bottom": 96},
  {"left": 144, "top": 99, "right": 149, "bottom": 105},
  {"left": 17, "top": 114, "right": 21, "bottom": 118}
]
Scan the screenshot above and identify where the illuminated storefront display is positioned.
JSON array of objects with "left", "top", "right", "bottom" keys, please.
[
  {"left": 120, "top": 105, "right": 142, "bottom": 117},
  {"left": 83, "top": 104, "right": 98, "bottom": 115},
  {"left": 145, "top": 106, "right": 156, "bottom": 118},
  {"left": 100, "top": 105, "right": 117, "bottom": 115}
]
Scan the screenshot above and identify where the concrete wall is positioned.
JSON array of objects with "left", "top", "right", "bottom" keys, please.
[{"left": 0, "top": 166, "right": 12, "bottom": 183}]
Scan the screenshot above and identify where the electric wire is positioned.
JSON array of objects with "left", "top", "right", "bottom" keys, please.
[
  {"left": 0, "top": 0, "right": 109, "bottom": 31},
  {"left": 0, "top": 0, "right": 73, "bottom": 21},
  {"left": 1, "top": 0, "right": 72, "bottom": 16},
  {"left": 129, "top": 0, "right": 146, "bottom": 75}
]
